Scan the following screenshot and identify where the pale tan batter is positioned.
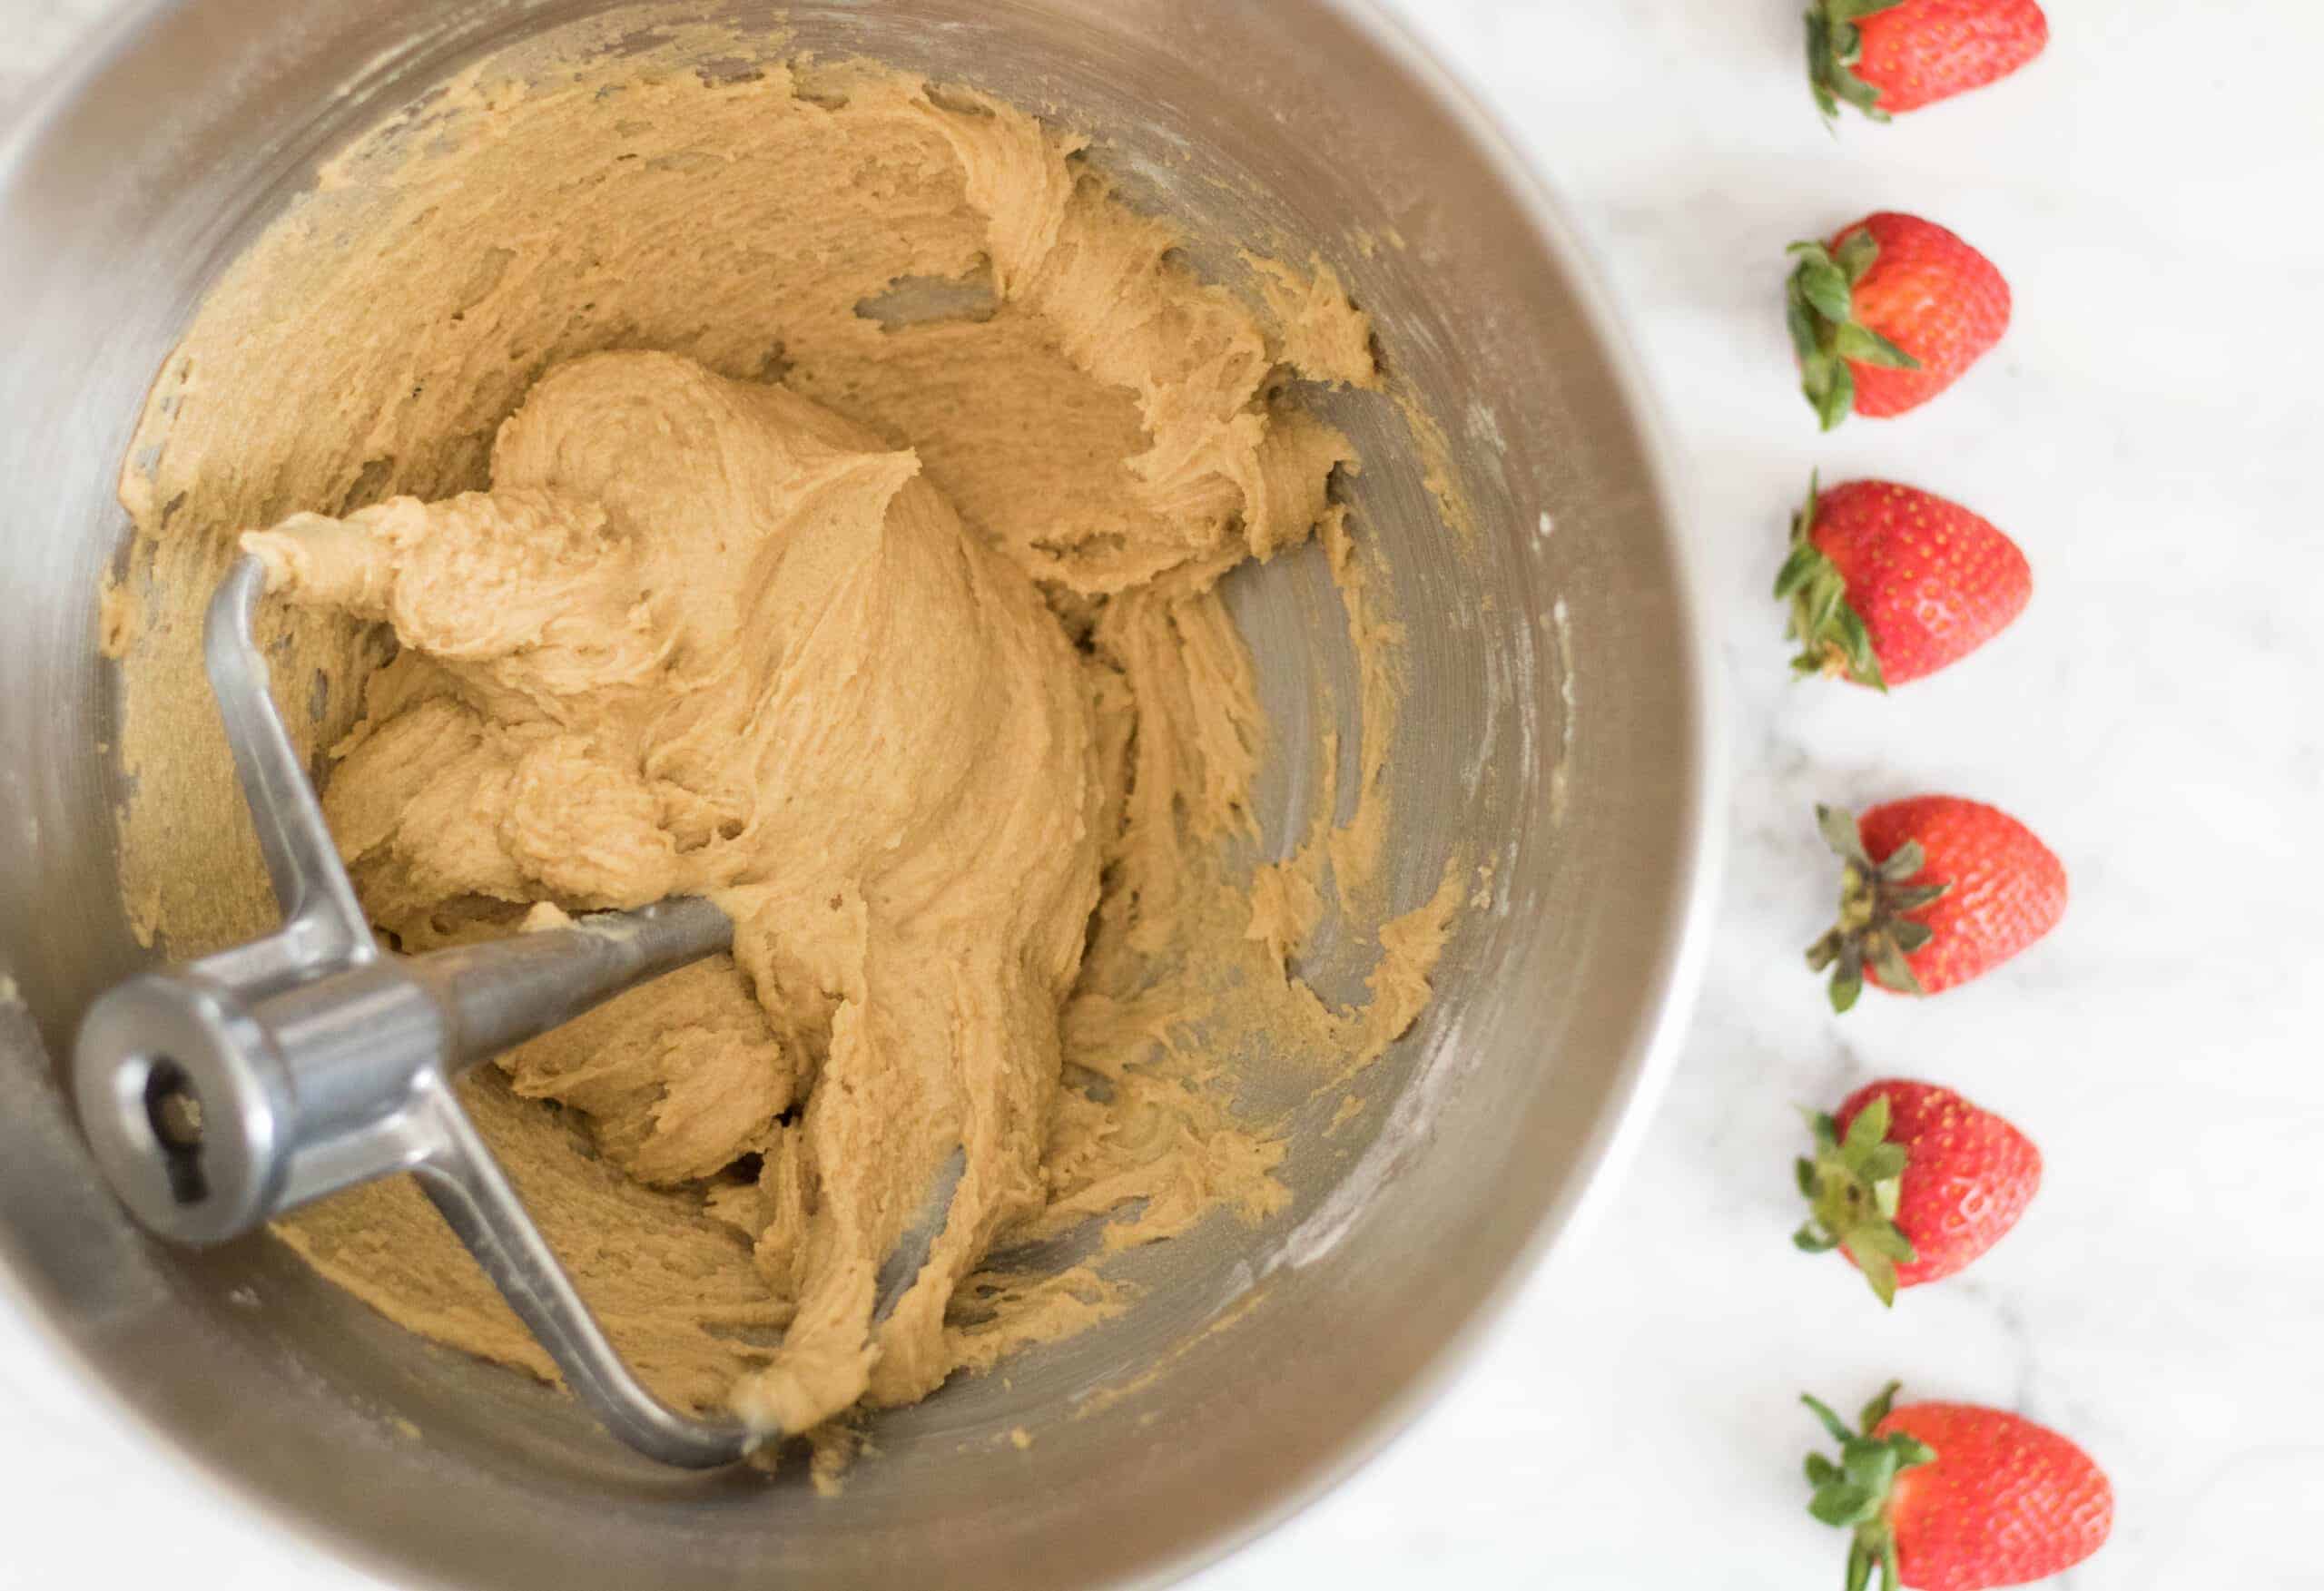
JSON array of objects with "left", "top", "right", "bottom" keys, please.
[
  {"left": 107, "top": 27, "right": 1462, "bottom": 1440},
  {"left": 246, "top": 349, "right": 1121, "bottom": 1429}
]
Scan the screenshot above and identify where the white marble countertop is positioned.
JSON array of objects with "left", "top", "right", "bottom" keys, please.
[{"left": 5, "top": 2, "right": 2320, "bottom": 1587}]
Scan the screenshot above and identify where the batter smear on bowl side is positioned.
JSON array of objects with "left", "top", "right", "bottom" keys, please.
[{"left": 104, "top": 32, "right": 1465, "bottom": 1444}]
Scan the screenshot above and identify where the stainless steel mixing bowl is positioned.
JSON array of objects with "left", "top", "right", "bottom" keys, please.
[{"left": 0, "top": 2, "right": 1718, "bottom": 1585}]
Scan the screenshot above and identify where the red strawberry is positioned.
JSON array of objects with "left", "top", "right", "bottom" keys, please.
[
  {"left": 1808, "top": 0, "right": 2051, "bottom": 123},
  {"left": 1787, "top": 212, "right": 2011, "bottom": 428},
  {"left": 1794, "top": 1080, "right": 2041, "bottom": 1303},
  {"left": 1806, "top": 798, "right": 2065, "bottom": 1010},
  {"left": 1802, "top": 1382, "right": 2112, "bottom": 1591},
  {"left": 1777, "top": 476, "right": 2031, "bottom": 689}
]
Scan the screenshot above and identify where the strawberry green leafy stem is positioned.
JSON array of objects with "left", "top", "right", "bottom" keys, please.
[
  {"left": 1793, "top": 1093, "right": 1919, "bottom": 1305},
  {"left": 1806, "top": 0, "right": 1912, "bottom": 124},
  {"left": 1805, "top": 804, "right": 1948, "bottom": 1012},
  {"left": 1787, "top": 226, "right": 1919, "bottom": 431},
  {"left": 1776, "top": 472, "right": 1887, "bottom": 691},
  {"left": 1802, "top": 1380, "right": 1938, "bottom": 1591}
]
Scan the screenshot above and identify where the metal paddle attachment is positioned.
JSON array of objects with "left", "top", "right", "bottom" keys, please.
[{"left": 72, "top": 557, "right": 753, "bottom": 1468}]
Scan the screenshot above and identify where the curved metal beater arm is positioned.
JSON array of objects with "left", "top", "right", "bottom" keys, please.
[
  {"left": 407, "top": 1073, "right": 753, "bottom": 1467},
  {"left": 193, "top": 556, "right": 376, "bottom": 990}
]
